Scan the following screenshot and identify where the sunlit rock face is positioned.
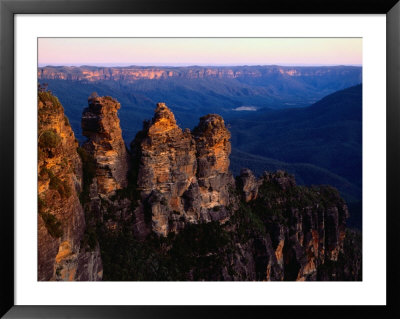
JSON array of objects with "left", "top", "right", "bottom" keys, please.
[
  {"left": 80, "top": 95, "right": 133, "bottom": 239},
  {"left": 82, "top": 95, "right": 129, "bottom": 196},
  {"left": 37, "top": 91, "right": 102, "bottom": 281},
  {"left": 38, "top": 65, "right": 361, "bottom": 82},
  {"left": 135, "top": 103, "right": 197, "bottom": 201},
  {"left": 193, "top": 114, "right": 233, "bottom": 210},
  {"left": 131, "top": 103, "right": 198, "bottom": 236},
  {"left": 131, "top": 104, "right": 234, "bottom": 236}
]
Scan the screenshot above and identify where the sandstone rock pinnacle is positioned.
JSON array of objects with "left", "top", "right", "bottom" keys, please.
[
  {"left": 132, "top": 103, "right": 197, "bottom": 236},
  {"left": 131, "top": 104, "right": 234, "bottom": 236},
  {"left": 193, "top": 114, "right": 233, "bottom": 209},
  {"left": 82, "top": 95, "right": 129, "bottom": 195}
]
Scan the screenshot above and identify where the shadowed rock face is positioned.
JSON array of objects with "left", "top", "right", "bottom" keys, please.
[
  {"left": 131, "top": 104, "right": 234, "bottom": 236},
  {"left": 234, "top": 170, "right": 350, "bottom": 281},
  {"left": 237, "top": 168, "right": 260, "bottom": 202},
  {"left": 38, "top": 91, "right": 102, "bottom": 281},
  {"left": 82, "top": 96, "right": 129, "bottom": 195}
]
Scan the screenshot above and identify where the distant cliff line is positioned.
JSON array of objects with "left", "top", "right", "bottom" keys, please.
[{"left": 38, "top": 65, "right": 362, "bottom": 82}]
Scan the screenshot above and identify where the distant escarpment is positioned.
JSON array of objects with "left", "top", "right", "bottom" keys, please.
[
  {"left": 37, "top": 89, "right": 102, "bottom": 281},
  {"left": 38, "top": 90, "right": 361, "bottom": 281},
  {"left": 38, "top": 65, "right": 362, "bottom": 83},
  {"left": 38, "top": 65, "right": 363, "bottom": 151}
]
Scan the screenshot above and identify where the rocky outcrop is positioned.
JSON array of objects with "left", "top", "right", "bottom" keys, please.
[
  {"left": 131, "top": 104, "right": 234, "bottom": 236},
  {"left": 82, "top": 95, "right": 129, "bottom": 196},
  {"left": 237, "top": 168, "right": 260, "bottom": 202},
  {"left": 97, "top": 167, "right": 353, "bottom": 281},
  {"left": 79, "top": 95, "right": 134, "bottom": 241},
  {"left": 130, "top": 103, "right": 197, "bottom": 236},
  {"left": 134, "top": 103, "right": 197, "bottom": 202},
  {"left": 234, "top": 170, "right": 349, "bottom": 281},
  {"left": 262, "top": 170, "right": 296, "bottom": 190},
  {"left": 38, "top": 90, "right": 102, "bottom": 281}
]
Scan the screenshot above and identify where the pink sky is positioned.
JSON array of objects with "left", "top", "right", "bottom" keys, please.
[{"left": 38, "top": 38, "right": 362, "bottom": 67}]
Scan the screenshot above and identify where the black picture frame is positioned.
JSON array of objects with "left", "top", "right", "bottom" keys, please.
[{"left": 1, "top": 0, "right": 399, "bottom": 318}]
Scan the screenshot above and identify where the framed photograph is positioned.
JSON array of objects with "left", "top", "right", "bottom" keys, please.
[{"left": 1, "top": 0, "right": 399, "bottom": 318}]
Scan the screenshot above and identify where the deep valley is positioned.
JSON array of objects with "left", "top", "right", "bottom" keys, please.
[{"left": 37, "top": 78, "right": 362, "bottom": 281}]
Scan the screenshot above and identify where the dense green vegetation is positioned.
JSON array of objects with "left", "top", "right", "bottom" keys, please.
[
  {"left": 39, "top": 167, "right": 71, "bottom": 199},
  {"left": 98, "top": 221, "right": 235, "bottom": 281},
  {"left": 49, "top": 174, "right": 71, "bottom": 199},
  {"left": 235, "top": 173, "right": 347, "bottom": 241},
  {"left": 38, "top": 198, "right": 64, "bottom": 238},
  {"left": 229, "top": 85, "right": 362, "bottom": 228},
  {"left": 38, "top": 130, "right": 61, "bottom": 149},
  {"left": 38, "top": 89, "right": 62, "bottom": 109},
  {"left": 230, "top": 148, "right": 360, "bottom": 203},
  {"left": 96, "top": 170, "right": 358, "bottom": 281},
  {"left": 229, "top": 85, "right": 362, "bottom": 193}
]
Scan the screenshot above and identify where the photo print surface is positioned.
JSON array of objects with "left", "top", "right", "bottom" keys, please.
[{"left": 37, "top": 38, "right": 362, "bottom": 281}]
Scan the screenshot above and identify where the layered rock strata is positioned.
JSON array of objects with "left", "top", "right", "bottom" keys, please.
[
  {"left": 38, "top": 65, "right": 362, "bottom": 82},
  {"left": 82, "top": 95, "right": 129, "bottom": 196},
  {"left": 131, "top": 103, "right": 234, "bottom": 236},
  {"left": 232, "top": 169, "right": 349, "bottom": 281},
  {"left": 193, "top": 114, "right": 234, "bottom": 209},
  {"left": 131, "top": 103, "right": 197, "bottom": 236},
  {"left": 37, "top": 90, "right": 102, "bottom": 281},
  {"left": 80, "top": 95, "right": 133, "bottom": 237}
]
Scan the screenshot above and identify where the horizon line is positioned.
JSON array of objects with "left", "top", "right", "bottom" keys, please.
[{"left": 38, "top": 63, "right": 363, "bottom": 68}]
